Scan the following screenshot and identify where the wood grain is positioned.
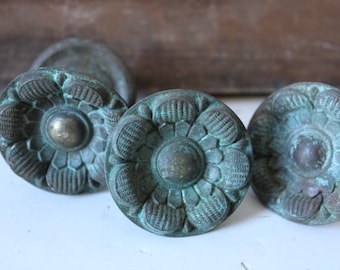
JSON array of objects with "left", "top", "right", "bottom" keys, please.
[{"left": 1, "top": 0, "right": 340, "bottom": 95}]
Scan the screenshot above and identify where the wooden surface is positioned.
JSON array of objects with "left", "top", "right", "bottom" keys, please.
[{"left": 1, "top": 0, "right": 340, "bottom": 95}]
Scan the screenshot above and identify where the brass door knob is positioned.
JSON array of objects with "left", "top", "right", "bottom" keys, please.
[
  {"left": 248, "top": 82, "right": 340, "bottom": 225},
  {"left": 0, "top": 39, "right": 130, "bottom": 194},
  {"left": 105, "top": 89, "right": 253, "bottom": 236}
]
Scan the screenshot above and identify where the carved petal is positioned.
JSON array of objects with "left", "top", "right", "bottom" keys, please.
[
  {"left": 19, "top": 77, "right": 59, "bottom": 103},
  {"left": 175, "top": 120, "right": 191, "bottom": 137},
  {"left": 186, "top": 187, "right": 229, "bottom": 231},
  {"left": 144, "top": 199, "right": 185, "bottom": 233},
  {"left": 197, "top": 108, "right": 238, "bottom": 146},
  {"left": 64, "top": 83, "right": 108, "bottom": 107},
  {"left": 199, "top": 135, "right": 218, "bottom": 151},
  {"left": 248, "top": 114, "right": 276, "bottom": 156},
  {"left": 153, "top": 96, "right": 196, "bottom": 124},
  {"left": 273, "top": 91, "right": 312, "bottom": 117},
  {"left": 113, "top": 117, "right": 154, "bottom": 160},
  {"left": 182, "top": 187, "right": 200, "bottom": 207},
  {"left": 217, "top": 149, "right": 250, "bottom": 190},
  {"left": 0, "top": 103, "right": 27, "bottom": 141},
  {"left": 324, "top": 188, "right": 340, "bottom": 214},
  {"left": 46, "top": 166, "right": 87, "bottom": 194},
  {"left": 251, "top": 158, "right": 284, "bottom": 198},
  {"left": 188, "top": 123, "right": 207, "bottom": 141},
  {"left": 168, "top": 190, "right": 183, "bottom": 209},
  {"left": 315, "top": 90, "right": 340, "bottom": 118},
  {"left": 7, "top": 141, "right": 46, "bottom": 180},
  {"left": 281, "top": 192, "right": 322, "bottom": 220},
  {"left": 109, "top": 163, "right": 149, "bottom": 206}
]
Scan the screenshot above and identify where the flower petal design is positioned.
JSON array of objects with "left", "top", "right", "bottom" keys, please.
[
  {"left": 175, "top": 121, "right": 191, "bottom": 137},
  {"left": 186, "top": 187, "right": 229, "bottom": 231},
  {"left": 64, "top": 83, "right": 108, "bottom": 107},
  {"left": 88, "top": 111, "right": 104, "bottom": 125},
  {"left": 281, "top": 192, "right": 322, "bottom": 220},
  {"left": 28, "top": 136, "right": 45, "bottom": 151},
  {"left": 19, "top": 77, "right": 59, "bottom": 103},
  {"left": 159, "top": 123, "right": 175, "bottom": 139},
  {"left": 248, "top": 83, "right": 340, "bottom": 225},
  {"left": 205, "top": 149, "right": 223, "bottom": 164},
  {"left": 80, "top": 147, "right": 96, "bottom": 164},
  {"left": 87, "top": 153, "right": 106, "bottom": 183},
  {"left": 324, "top": 188, "right": 340, "bottom": 214},
  {"left": 199, "top": 135, "right": 218, "bottom": 151},
  {"left": 197, "top": 108, "right": 238, "bottom": 146},
  {"left": 313, "top": 112, "right": 329, "bottom": 128},
  {"left": 113, "top": 117, "right": 153, "bottom": 160},
  {"left": 51, "top": 150, "right": 68, "bottom": 168},
  {"left": 217, "top": 149, "right": 250, "bottom": 190},
  {"left": 46, "top": 166, "right": 87, "bottom": 194},
  {"left": 195, "top": 180, "right": 213, "bottom": 197},
  {"left": 7, "top": 142, "right": 47, "bottom": 180},
  {"left": 153, "top": 96, "right": 196, "bottom": 124},
  {"left": 182, "top": 187, "right": 200, "bottom": 207},
  {"left": 144, "top": 199, "right": 185, "bottom": 234},
  {"left": 248, "top": 114, "right": 276, "bottom": 156},
  {"left": 90, "top": 136, "right": 106, "bottom": 154},
  {"left": 68, "top": 152, "right": 83, "bottom": 170},
  {"left": 188, "top": 123, "right": 207, "bottom": 141},
  {"left": 105, "top": 90, "right": 252, "bottom": 236},
  {"left": 168, "top": 190, "right": 183, "bottom": 209},
  {"left": 26, "top": 107, "right": 44, "bottom": 123},
  {"left": 315, "top": 90, "right": 340, "bottom": 119},
  {"left": 326, "top": 120, "right": 340, "bottom": 137},
  {"left": 273, "top": 91, "right": 312, "bottom": 117},
  {"left": 152, "top": 186, "right": 168, "bottom": 204},
  {"left": 251, "top": 158, "right": 284, "bottom": 198},
  {"left": 204, "top": 164, "right": 221, "bottom": 182},
  {"left": 103, "top": 109, "right": 124, "bottom": 132},
  {"left": 38, "top": 144, "right": 55, "bottom": 162},
  {"left": 146, "top": 130, "right": 162, "bottom": 148},
  {"left": 108, "top": 163, "right": 148, "bottom": 206},
  {"left": 0, "top": 103, "right": 27, "bottom": 141}
]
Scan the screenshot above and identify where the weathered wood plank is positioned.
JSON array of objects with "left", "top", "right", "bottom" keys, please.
[{"left": 0, "top": 0, "right": 340, "bottom": 95}]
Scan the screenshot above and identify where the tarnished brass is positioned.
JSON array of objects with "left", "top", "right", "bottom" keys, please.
[{"left": 0, "top": 39, "right": 130, "bottom": 194}]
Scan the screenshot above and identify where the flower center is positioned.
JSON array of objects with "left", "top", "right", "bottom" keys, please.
[
  {"left": 43, "top": 108, "right": 92, "bottom": 151},
  {"left": 289, "top": 127, "right": 332, "bottom": 178},
  {"left": 293, "top": 136, "right": 325, "bottom": 170},
  {"left": 152, "top": 138, "right": 205, "bottom": 187}
]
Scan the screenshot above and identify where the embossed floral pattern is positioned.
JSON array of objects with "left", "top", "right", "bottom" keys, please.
[
  {"left": 106, "top": 90, "right": 253, "bottom": 236},
  {"left": 249, "top": 83, "right": 340, "bottom": 224},
  {"left": 0, "top": 69, "right": 127, "bottom": 194}
]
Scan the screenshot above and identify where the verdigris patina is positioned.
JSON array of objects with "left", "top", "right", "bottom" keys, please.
[
  {"left": 248, "top": 82, "right": 340, "bottom": 225},
  {"left": 0, "top": 68, "right": 127, "bottom": 194},
  {"left": 105, "top": 89, "right": 253, "bottom": 236},
  {"left": 31, "top": 38, "right": 135, "bottom": 106}
]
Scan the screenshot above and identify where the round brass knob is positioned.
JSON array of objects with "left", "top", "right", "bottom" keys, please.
[
  {"left": 248, "top": 82, "right": 340, "bottom": 225},
  {"left": 0, "top": 39, "right": 130, "bottom": 194},
  {"left": 106, "top": 89, "right": 253, "bottom": 236}
]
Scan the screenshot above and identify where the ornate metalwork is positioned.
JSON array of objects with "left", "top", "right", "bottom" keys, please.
[
  {"left": 0, "top": 68, "right": 127, "bottom": 194},
  {"left": 248, "top": 82, "right": 340, "bottom": 225},
  {"left": 106, "top": 89, "right": 253, "bottom": 236},
  {"left": 31, "top": 38, "right": 135, "bottom": 106}
]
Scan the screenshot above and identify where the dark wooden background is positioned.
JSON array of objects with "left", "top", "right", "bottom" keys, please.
[{"left": 1, "top": 0, "right": 340, "bottom": 96}]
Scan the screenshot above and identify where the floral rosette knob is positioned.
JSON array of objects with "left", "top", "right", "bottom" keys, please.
[
  {"left": 0, "top": 68, "right": 127, "bottom": 194},
  {"left": 106, "top": 90, "right": 253, "bottom": 237},
  {"left": 248, "top": 82, "right": 340, "bottom": 224}
]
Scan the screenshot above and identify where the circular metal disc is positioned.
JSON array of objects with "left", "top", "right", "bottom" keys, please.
[
  {"left": 248, "top": 82, "right": 340, "bottom": 225},
  {"left": 0, "top": 68, "right": 128, "bottom": 194},
  {"left": 106, "top": 89, "right": 253, "bottom": 236}
]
